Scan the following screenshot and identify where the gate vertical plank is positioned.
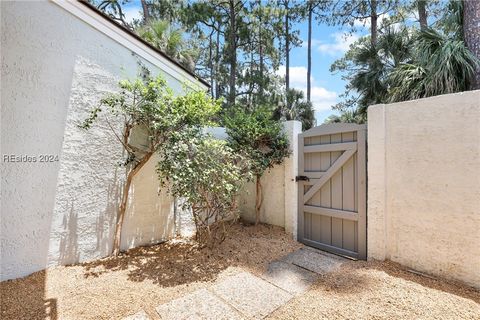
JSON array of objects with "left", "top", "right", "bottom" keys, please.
[
  {"left": 357, "top": 128, "right": 367, "bottom": 259},
  {"left": 330, "top": 133, "right": 343, "bottom": 247},
  {"left": 304, "top": 137, "right": 314, "bottom": 238},
  {"left": 319, "top": 134, "right": 332, "bottom": 245},
  {"left": 342, "top": 132, "right": 356, "bottom": 252},
  {"left": 310, "top": 135, "right": 325, "bottom": 242}
]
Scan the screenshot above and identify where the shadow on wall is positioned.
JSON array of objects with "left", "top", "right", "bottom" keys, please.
[
  {"left": 49, "top": 55, "right": 126, "bottom": 268},
  {"left": 57, "top": 166, "right": 123, "bottom": 264},
  {"left": 120, "top": 154, "right": 176, "bottom": 251},
  {"left": 58, "top": 202, "right": 79, "bottom": 265},
  {"left": 95, "top": 166, "right": 123, "bottom": 257},
  {"left": 56, "top": 160, "right": 123, "bottom": 264},
  {"left": 0, "top": 271, "right": 58, "bottom": 320}
]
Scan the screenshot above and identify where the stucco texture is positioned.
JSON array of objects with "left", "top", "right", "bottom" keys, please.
[
  {"left": 239, "top": 165, "right": 286, "bottom": 227},
  {"left": 367, "top": 90, "right": 480, "bottom": 288},
  {"left": 1, "top": 2, "right": 190, "bottom": 280}
]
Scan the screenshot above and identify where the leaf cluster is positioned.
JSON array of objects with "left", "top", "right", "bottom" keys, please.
[
  {"left": 329, "top": 0, "right": 479, "bottom": 123},
  {"left": 225, "top": 107, "right": 291, "bottom": 178},
  {"left": 273, "top": 88, "right": 315, "bottom": 131},
  {"left": 157, "top": 128, "right": 250, "bottom": 245},
  {"left": 80, "top": 74, "right": 220, "bottom": 166}
]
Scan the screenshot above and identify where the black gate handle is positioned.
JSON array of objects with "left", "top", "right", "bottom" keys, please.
[{"left": 295, "top": 175, "right": 310, "bottom": 182}]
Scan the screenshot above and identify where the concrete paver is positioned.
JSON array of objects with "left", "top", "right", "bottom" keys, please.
[
  {"left": 155, "top": 288, "right": 243, "bottom": 320},
  {"left": 211, "top": 272, "right": 292, "bottom": 319}
]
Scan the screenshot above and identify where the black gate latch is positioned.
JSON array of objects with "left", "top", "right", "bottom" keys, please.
[{"left": 295, "top": 175, "right": 310, "bottom": 182}]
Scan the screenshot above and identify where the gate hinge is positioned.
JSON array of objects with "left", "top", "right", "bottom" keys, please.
[{"left": 295, "top": 175, "right": 310, "bottom": 182}]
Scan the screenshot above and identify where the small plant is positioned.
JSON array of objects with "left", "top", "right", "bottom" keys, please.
[
  {"left": 225, "top": 107, "right": 290, "bottom": 225},
  {"left": 81, "top": 74, "right": 220, "bottom": 255},
  {"left": 157, "top": 129, "right": 249, "bottom": 246}
]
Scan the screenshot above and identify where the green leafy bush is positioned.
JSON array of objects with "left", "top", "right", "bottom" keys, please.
[
  {"left": 225, "top": 107, "right": 290, "bottom": 224},
  {"left": 80, "top": 74, "right": 220, "bottom": 254},
  {"left": 157, "top": 129, "right": 249, "bottom": 246}
]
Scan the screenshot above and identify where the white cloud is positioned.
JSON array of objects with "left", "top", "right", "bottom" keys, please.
[
  {"left": 277, "top": 66, "right": 309, "bottom": 88},
  {"left": 352, "top": 12, "right": 402, "bottom": 32},
  {"left": 276, "top": 66, "right": 337, "bottom": 112},
  {"left": 123, "top": 6, "right": 142, "bottom": 23},
  {"left": 316, "top": 32, "right": 359, "bottom": 56},
  {"left": 354, "top": 12, "right": 389, "bottom": 28}
]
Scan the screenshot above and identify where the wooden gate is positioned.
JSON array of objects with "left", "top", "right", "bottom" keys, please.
[{"left": 297, "top": 123, "right": 367, "bottom": 259}]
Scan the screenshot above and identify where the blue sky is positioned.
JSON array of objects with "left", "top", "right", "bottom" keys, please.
[
  {"left": 122, "top": 1, "right": 369, "bottom": 123},
  {"left": 280, "top": 22, "right": 360, "bottom": 123}
]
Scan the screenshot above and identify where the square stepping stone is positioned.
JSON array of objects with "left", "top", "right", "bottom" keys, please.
[
  {"left": 122, "top": 310, "right": 150, "bottom": 320},
  {"left": 211, "top": 272, "right": 292, "bottom": 319},
  {"left": 282, "top": 248, "right": 346, "bottom": 275},
  {"left": 261, "top": 261, "right": 318, "bottom": 295},
  {"left": 156, "top": 288, "right": 243, "bottom": 320}
]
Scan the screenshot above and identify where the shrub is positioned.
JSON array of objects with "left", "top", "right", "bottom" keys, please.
[
  {"left": 225, "top": 107, "right": 290, "bottom": 224},
  {"left": 157, "top": 128, "right": 249, "bottom": 246},
  {"left": 80, "top": 74, "right": 220, "bottom": 254}
]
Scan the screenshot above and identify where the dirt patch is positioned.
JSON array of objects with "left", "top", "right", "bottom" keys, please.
[
  {"left": 0, "top": 223, "right": 301, "bottom": 320},
  {"left": 268, "top": 260, "right": 480, "bottom": 320},
  {"left": 2, "top": 224, "right": 479, "bottom": 320}
]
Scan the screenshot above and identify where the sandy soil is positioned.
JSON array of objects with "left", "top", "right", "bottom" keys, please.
[
  {"left": 0, "top": 223, "right": 301, "bottom": 320},
  {"left": 268, "top": 260, "right": 480, "bottom": 320},
  {"left": 1, "top": 223, "right": 479, "bottom": 320}
]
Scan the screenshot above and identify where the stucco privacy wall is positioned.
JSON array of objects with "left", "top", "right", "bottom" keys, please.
[
  {"left": 367, "top": 90, "right": 480, "bottom": 288},
  {"left": 1, "top": 1, "right": 204, "bottom": 280},
  {"left": 238, "top": 121, "right": 302, "bottom": 238}
]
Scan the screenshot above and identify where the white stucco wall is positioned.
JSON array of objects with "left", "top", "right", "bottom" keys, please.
[
  {"left": 367, "top": 91, "right": 480, "bottom": 288},
  {"left": 239, "top": 165, "right": 286, "bottom": 227},
  {"left": 1, "top": 1, "right": 204, "bottom": 280}
]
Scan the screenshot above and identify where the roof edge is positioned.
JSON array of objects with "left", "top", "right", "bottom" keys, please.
[{"left": 53, "top": 0, "right": 210, "bottom": 88}]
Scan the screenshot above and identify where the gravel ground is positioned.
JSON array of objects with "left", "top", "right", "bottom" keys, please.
[
  {"left": 268, "top": 260, "right": 480, "bottom": 320},
  {"left": 1, "top": 223, "right": 479, "bottom": 320},
  {"left": 0, "top": 223, "right": 301, "bottom": 320}
]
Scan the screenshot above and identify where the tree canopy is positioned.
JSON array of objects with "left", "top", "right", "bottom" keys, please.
[{"left": 92, "top": 0, "right": 480, "bottom": 124}]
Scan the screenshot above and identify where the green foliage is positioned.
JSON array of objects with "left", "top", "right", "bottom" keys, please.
[
  {"left": 93, "top": 0, "right": 132, "bottom": 28},
  {"left": 80, "top": 74, "right": 220, "bottom": 166},
  {"left": 273, "top": 88, "right": 315, "bottom": 131},
  {"left": 80, "top": 71, "right": 222, "bottom": 253},
  {"left": 324, "top": 109, "right": 365, "bottom": 124},
  {"left": 330, "top": 26, "right": 413, "bottom": 122},
  {"left": 157, "top": 129, "right": 249, "bottom": 246},
  {"left": 225, "top": 107, "right": 290, "bottom": 178},
  {"left": 330, "top": 0, "right": 479, "bottom": 123},
  {"left": 388, "top": 28, "right": 479, "bottom": 103},
  {"left": 137, "top": 20, "right": 199, "bottom": 71}
]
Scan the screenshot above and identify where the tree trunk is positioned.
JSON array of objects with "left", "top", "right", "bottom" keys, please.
[
  {"left": 370, "top": 0, "right": 378, "bottom": 47},
  {"left": 112, "top": 151, "right": 154, "bottom": 256},
  {"left": 307, "top": 2, "right": 312, "bottom": 102},
  {"left": 285, "top": 1, "right": 290, "bottom": 92},
  {"left": 464, "top": 0, "right": 480, "bottom": 89},
  {"left": 417, "top": 0, "right": 427, "bottom": 29},
  {"left": 259, "top": 6, "right": 264, "bottom": 100},
  {"left": 140, "top": 0, "right": 150, "bottom": 23},
  {"left": 215, "top": 22, "right": 221, "bottom": 99},
  {"left": 255, "top": 174, "right": 263, "bottom": 225},
  {"left": 209, "top": 30, "right": 214, "bottom": 97},
  {"left": 228, "top": 0, "right": 237, "bottom": 105}
]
